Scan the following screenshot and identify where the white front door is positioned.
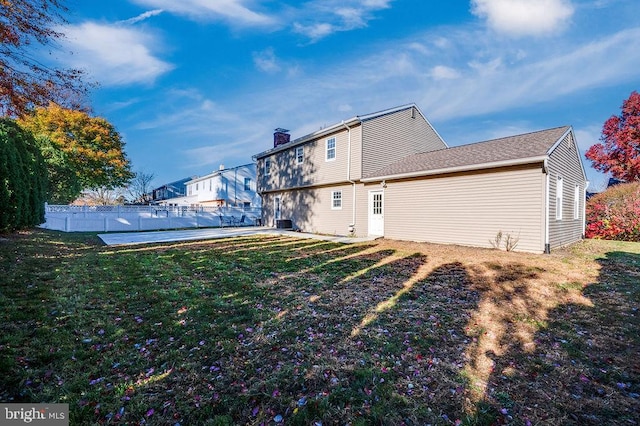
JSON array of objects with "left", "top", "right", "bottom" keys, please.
[{"left": 368, "top": 190, "right": 384, "bottom": 236}]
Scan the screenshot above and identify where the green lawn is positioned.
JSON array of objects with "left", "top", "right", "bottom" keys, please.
[{"left": 0, "top": 229, "right": 638, "bottom": 425}]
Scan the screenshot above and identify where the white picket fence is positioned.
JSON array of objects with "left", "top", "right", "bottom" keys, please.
[{"left": 40, "top": 204, "right": 262, "bottom": 232}]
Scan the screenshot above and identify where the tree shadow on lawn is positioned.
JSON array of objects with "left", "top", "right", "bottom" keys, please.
[
  {"left": 6, "top": 232, "right": 638, "bottom": 425},
  {"left": 477, "top": 251, "right": 640, "bottom": 425},
  {"left": 0, "top": 233, "right": 379, "bottom": 423},
  {"left": 237, "top": 250, "right": 497, "bottom": 425}
]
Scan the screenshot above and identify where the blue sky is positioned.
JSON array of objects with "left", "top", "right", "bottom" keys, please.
[{"left": 54, "top": 0, "right": 640, "bottom": 190}]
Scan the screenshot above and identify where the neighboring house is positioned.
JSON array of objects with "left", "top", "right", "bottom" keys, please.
[
  {"left": 163, "top": 163, "right": 260, "bottom": 208},
  {"left": 607, "top": 177, "right": 625, "bottom": 188},
  {"left": 150, "top": 177, "right": 190, "bottom": 204},
  {"left": 254, "top": 104, "right": 588, "bottom": 253}
]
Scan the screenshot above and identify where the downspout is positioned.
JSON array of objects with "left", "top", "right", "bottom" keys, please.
[
  {"left": 543, "top": 159, "right": 551, "bottom": 254},
  {"left": 342, "top": 120, "right": 356, "bottom": 234},
  {"left": 234, "top": 167, "right": 238, "bottom": 207}
]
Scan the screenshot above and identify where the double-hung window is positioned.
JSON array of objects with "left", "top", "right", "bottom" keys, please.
[
  {"left": 574, "top": 184, "right": 580, "bottom": 219},
  {"left": 244, "top": 177, "right": 251, "bottom": 191},
  {"left": 332, "top": 190, "right": 342, "bottom": 210},
  {"left": 264, "top": 158, "right": 271, "bottom": 175},
  {"left": 295, "top": 146, "right": 304, "bottom": 165},
  {"left": 326, "top": 137, "right": 336, "bottom": 161},
  {"left": 556, "top": 176, "right": 563, "bottom": 220}
]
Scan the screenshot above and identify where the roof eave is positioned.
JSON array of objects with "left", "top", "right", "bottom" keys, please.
[
  {"left": 361, "top": 155, "right": 549, "bottom": 183},
  {"left": 254, "top": 117, "right": 362, "bottom": 159}
]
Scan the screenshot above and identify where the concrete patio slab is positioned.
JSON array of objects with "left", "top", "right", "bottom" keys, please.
[{"left": 97, "top": 227, "right": 378, "bottom": 246}]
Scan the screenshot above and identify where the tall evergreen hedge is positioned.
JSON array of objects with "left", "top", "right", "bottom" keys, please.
[{"left": 0, "top": 118, "right": 48, "bottom": 232}]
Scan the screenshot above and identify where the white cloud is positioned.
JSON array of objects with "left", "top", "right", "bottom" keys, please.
[
  {"left": 253, "top": 48, "right": 281, "bottom": 73},
  {"left": 471, "top": 0, "right": 575, "bottom": 37},
  {"left": 200, "top": 25, "right": 640, "bottom": 133},
  {"left": 574, "top": 126, "right": 601, "bottom": 154},
  {"left": 292, "top": 0, "right": 393, "bottom": 41},
  {"left": 432, "top": 37, "right": 451, "bottom": 49},
  {"left": 416, "top": 27, "right": 640, "bottom": 120},
  {"left": 292, "top": 22, "right": 335, "bottom": 41},
  {"left": 115, "top": 2, "right": 638, "bottom": 186},
  {"left": 468, "top": 57, "right": 503, "bottom": 75},
  {"left": 60, "top": 22, "right": 173, "bottom": 86},
  {"left": 406, "top": 42, "right": 430, "bottom": 56},
  {"left": 429, "top": 65, "right": 461, "bottom": 80},
  {"left": 130, "top": 0, "right": 275, "bottom": 26},
  {"left": 118, "top": 9, "right": 164, "bottom": 25}
]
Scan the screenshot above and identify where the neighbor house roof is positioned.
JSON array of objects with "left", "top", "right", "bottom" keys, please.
[
  {"left": 186, "top": 163, "right": 255, "bottom": 185},
  {"left": 362, "top": 126, "right": 572, "bottom": 182},
  {"left": 254, "top": 103, "right": 444, "bottom": 159}
]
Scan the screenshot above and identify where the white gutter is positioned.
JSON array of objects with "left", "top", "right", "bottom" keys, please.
[
  {"left": 342, "top": 120, "right": 357, "bottom": 233},
  {"left": 361, "top": 155, "right": 549, "bottom": 183},
  {"left": 255, "top": 117, "right": 361, "bottom": 159},
  {"left": 544, "top": 159, "right": 550, "bottom": 254}
]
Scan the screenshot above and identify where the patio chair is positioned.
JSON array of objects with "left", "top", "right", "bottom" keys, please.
[
  {"left": 219, "top": 214, "right": 234, "bottom": 228},
  {"left": 232, "top": 215, "right": 246, "bottom": 226}
]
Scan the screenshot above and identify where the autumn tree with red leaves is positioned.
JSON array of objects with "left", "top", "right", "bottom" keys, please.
[
  {"left": 585, "top": 91, "right": 640, "bottom": 182},
  {"left": 0, "top": 0, "right": 88, "bottom": 117}
]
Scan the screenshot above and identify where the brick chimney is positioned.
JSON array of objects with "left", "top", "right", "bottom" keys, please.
[{"left": 274, "top": 128, "right": 290, "bottom": 148}]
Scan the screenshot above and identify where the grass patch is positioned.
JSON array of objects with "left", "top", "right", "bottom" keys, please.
[{"left": 0, "top": 230, "right": 639, "bottom": 424}]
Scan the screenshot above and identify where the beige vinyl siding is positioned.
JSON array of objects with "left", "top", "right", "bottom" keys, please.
[
  {"left": 261, "top": 184, "right": 357, "bottom": 235},
  {"left": 361, "top": 107, "right": 446, "bottom": 178},
  {"left": 257, "top": 125, "right": 363, "bottom": 193},
  {"left": 547, "top": 131, "right": 587, "bottom": 249},
  {"left": 354, "top": 183, "right": 370, "bottom": 236},
  {"left": 382, "top": 165, "right": 546, "bottom": 253}
]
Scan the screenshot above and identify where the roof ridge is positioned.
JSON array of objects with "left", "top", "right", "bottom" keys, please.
[
  {"left": 463, "top": 125, "right": 570, "bottom": 146},
  {"left": 356, "top": 103, "right": 416, "bottom": 121}
]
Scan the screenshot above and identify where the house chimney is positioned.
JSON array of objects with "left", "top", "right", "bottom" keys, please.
[
  {"left": 274, "top": 128, "right": 290, "bottom": 148},
  {"left": 219, "top": 164, "right": 225, "bottom": 171}
]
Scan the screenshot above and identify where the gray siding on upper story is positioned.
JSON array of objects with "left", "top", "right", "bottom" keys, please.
[
  {"left": 257, "top": 125, "right": 363, "bottom": 194},
  {"left": 547, "top": 130, "right": 587, "bottom": 249},
  {"left": 361, "top": 107, "right": 446, "bottom": 178}
]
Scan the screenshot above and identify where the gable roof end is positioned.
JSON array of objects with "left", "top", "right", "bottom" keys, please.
[{"left": 546, "top": 126, "right": 588, "bottom": 181}]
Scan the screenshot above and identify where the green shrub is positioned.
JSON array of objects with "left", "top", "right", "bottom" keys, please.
[{"left": 0, "top": 118, "right": 48, "bottom": 232}]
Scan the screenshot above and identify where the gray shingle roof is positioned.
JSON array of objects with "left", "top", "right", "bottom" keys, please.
[
  {"left": 365, "top": 126, "right": 570, "bottom": 180},
  {"left": 254, "top": 104, "right": 420, "bottom": 159}
]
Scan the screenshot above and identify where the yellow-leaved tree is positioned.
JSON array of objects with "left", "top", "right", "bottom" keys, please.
[{"left": 18, "top": 103, "right": 134, "bottom": 203}]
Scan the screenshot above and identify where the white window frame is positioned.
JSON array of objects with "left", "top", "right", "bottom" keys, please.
[
  {"left": 556, "top": 175, "right": 563, "bottom": 220},
  {"left": 331, "top": 190, "right": 342, "bottom": 210},
  {"left": 264, "top": 157, "right": 271, "bottom": 175},
  {"left": 326, "top": 137, "right": 336, "bottom": 162},
  {"left": 295, "top": 146, "right": 304, "bottom": 165},
  {"left": 244, "top": 177, "right": 251, "bottom": 191},
  {"left": 574, "top": 184, "right": 580, "bottom": 220}
]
